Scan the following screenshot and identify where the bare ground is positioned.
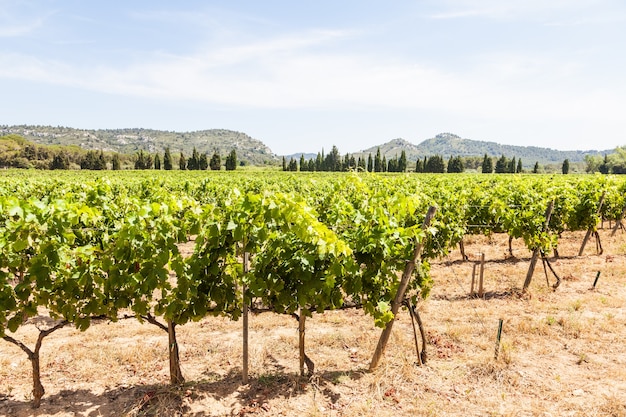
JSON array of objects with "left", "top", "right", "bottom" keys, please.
[{"left": 1, "top": 229, "right": 626, "bottom": 416}]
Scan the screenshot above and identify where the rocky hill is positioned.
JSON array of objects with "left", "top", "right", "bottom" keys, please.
[
  {"left": 356, "top": 133, "right": 608, "bottom": 165},
  {"left": 2, "top": 126, "right": 612, "bottom": 167},
  {"left": 0, "top": 126, "right": 278, "bottom": 165}
]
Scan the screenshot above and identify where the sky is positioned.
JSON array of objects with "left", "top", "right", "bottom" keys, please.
[{"left": 1, "top": 0, "right": 626, "bottom": 155}]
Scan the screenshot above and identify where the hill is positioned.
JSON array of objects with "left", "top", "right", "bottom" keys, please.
[
  {"left": 356, "top": 133, "right": 608, "bottom": 165},
  {"left": 0, "top": 126, "right": 278, "bottom": 165}
]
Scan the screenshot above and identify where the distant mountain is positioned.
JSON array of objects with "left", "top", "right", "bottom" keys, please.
[
  {"left": 356, "top": 133, "right": 609, "bottom": 165},
  {"left": 283, "top": 152, "right": 317, "bottom": 161},
  {"left": 0, "top": 125, "right": 279, "bottom": 165},
  {"left": 3, "top": 126, "right": 612, "bottom": 167}
]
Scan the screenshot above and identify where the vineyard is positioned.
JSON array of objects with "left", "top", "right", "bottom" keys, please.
[{"left": 1, "top": 171, "right": 626, "bottom": 416}]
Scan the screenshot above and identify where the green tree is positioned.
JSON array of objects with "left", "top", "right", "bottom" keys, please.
[
  {"left": 367, "top": 153, "right": 373, "bottom": 172},
  {"left": 187, "top": 147, "right": 200, "bottom": 170},
  {"left": 163, "top": 147, "right": 173, "bottom": 170},
  {"left": 97, "top": 150, "right": 107, "bottom": 170},
  {"left": 112, "top": 153, "right": 121, "bottom": 170},
  {"left": 374, "top": 148, "right": 382, "bottom": 172},
  {"left": 179, "top": 152, "right": 186, "bottom": 170},
  {"left": 516, "top": 158, "right": 523, "bottom": 173},
  {"left": 225, "top": 149, "right": 237, "bottom": 171},
  {"left": 415, "top": 158, "right": 423, "bottom": 173},
  {"left": 398, "top": 150, "right": 407, "bottom": 172},
  {"left": 562, "top": 159, "right": 570, "bottom": 174},
  {"left": 357, "top": 156, "right": 366, "bottom": 171},
  {"left": 507, "top": 157, "right": 516, "bottom": 173},
  {"left": 424, "top": 155, "right": 445, "bottom": 173},
  {"left": 599, "top": 154, "right": 610, "bottom": 174},
  {"left": 299, "top": 154, "right": 306, "bottom": 171},
  {"left": 134, "top": 150, "right": 148, "bottom": 169},
  {"left": 81, "top": 150, "right": 105, "bottom": 170},
  {"left": 145, "top": 153, "right": 153, "bottom": 169},
  {"left": 22, "top": 144, "right": 37, "bottom": 160},
  {"left": 533, "top": 161, "right": 540, "bottom": 173},
  {"left": 199, "top": 153, "right": 208, "bottom": 170},
  {"left": 154, "top": 153, "right": 161, "bottom": 170},
  {"left": 50, "top": 153, "right": 69, "bottom": 170},
  {"left": 481, "top": 154, "right": 493, "bottom": 173},
  {"left": 210, "top": 152, "right": 221, "bottom": 170},
  {"left": 447, "top": 156, "right": 464, "bottom": 173},
  {"left": 325, "top": 146, "right": 341, "bottom": 171},
  {"left": 495, "top": 155, "right": 508, "bottom": 173},
  {"left": 315, "top": 152, "right": 322, "bottom": 171}
]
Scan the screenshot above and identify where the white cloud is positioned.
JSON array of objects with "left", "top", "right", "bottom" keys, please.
[
  {"left": 1, "top": 22, "right": 624, "bottom": 143},
  {"left": 428, "top": 0, "right": 623, "bottom": 22},
  {"left": 0, "top": 16, "right": 44, "bottom": 37}
]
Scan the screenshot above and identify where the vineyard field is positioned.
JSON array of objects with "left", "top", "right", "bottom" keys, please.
[{"left": 1, "top": 170, "right": 626, "bottom": 416}]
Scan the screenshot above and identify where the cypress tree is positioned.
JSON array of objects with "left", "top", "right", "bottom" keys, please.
[
  {"left": 199, "top": 153, "right": 208, "bottom": 170},
  {"left": 415, "top": 158, "right": 423, "bottom": 173},
  {"left": 495, "top": 155, "right": 508, "bottom": 173},
  {"left": 533, "top": 162, "right": 540, "bottom": 173},
  {"left": 425, "top": 155, "right": 445, "bottom": 173},
  {"left": 112, "top": 153, "right": 121, "bottom": 170},
  {"left": 315, "top": 153, "right": 322, "bottom": 171},
  {"left": 225, "top": 149, "right": 237, "bottom": 171},
  {"left": 398, "top": 150, "right": 407, "bottom": 172},
  {"left": 210, "top": 152, "right": 221, "bottom": 170},
  {"left": 358, "top": 156, "right": 366, "bottom": 171},
  {"left": 97, "top": 150, "right": 107, "bottom": 170},
  {"left": 374, "top": 148, "right": 382, "bottom": 172},
  {"left": 599, "top": 155, "right": 610, "bottom": 174},
  {"left": 163, "top": 147, "right": 173, "bottom": 170},
  {"left": 135, "top": 150, "right": 147, "bottom": 169},
  {"left": 481, "top": 154, "right": 493, "bottom": 173},
  {"left": 188, "top": 147, "right": 200, "bottom": 170},
  {"left": 447, "top": 156, "right": 464, "bottom": 173},
  {"left": 299, "top": 154, "right": 306, "bottom": 171}
]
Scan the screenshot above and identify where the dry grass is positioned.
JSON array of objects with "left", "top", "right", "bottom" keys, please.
[{"left": 1, "top": 229, "right": 626, "bottom": 416}]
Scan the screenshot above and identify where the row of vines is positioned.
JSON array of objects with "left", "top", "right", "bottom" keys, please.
[{"left": 1, "top": 171, "right": 624, "bottom": 407}]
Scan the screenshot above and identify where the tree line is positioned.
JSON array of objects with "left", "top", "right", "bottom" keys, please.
[
  {"left": 585, "top": 148, "right": 626, "bottom": 174},
  {"left": 0, "top": 134, "right": 239, "bottom": 171},
  {"left": 134, "top": 147, "right": 238, "bottom": 171},
  {"left": 283, "top": 145, "right": 552, "bottom": 174}
]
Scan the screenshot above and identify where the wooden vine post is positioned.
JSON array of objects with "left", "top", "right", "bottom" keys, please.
[
  {"left": 469, "top": 254, "right": 485, "bottom": 297},
  {"left": 578, "top": 192, "right": 605, "bottom": 256},
  {"left": 611, "top": 205, "right": 626, "bottom": 236},
  {"left": 523, "top": 201, "right": 554, "bottom": 292},
  {"left": 369, "top": 206, "right": 437, "bottom": 371},
  {"left": 478, "top": 253, "right": 485, "bottom": 298},
  {"left": 242, "top": 252, "right": 250, "bottom": 384},
  {"left": 298, "top": 310, "right": 306, "bottom": 376}
]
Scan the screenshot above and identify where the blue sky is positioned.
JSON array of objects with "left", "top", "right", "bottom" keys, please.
[{"left": 1, "top": 0, "right": 625, "bottom": 155}]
